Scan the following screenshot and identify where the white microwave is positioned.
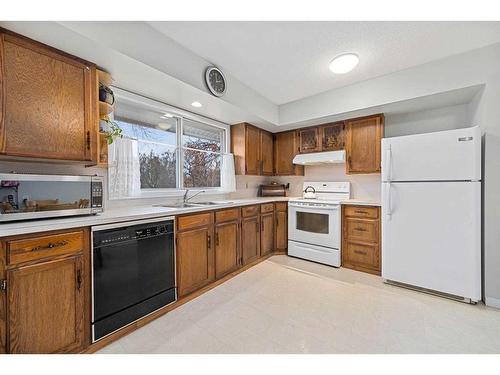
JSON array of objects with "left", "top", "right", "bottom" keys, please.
[{"left": 0, "top": 173, "right": 104, "bottom": 222}]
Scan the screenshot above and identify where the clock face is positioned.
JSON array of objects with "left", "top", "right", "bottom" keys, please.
[{"left": 205, "top": 67, "right": 226, "bottom": 97}]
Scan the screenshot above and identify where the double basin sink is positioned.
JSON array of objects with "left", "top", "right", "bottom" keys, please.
[{"left": 155, "top": 201, "right": 233, "bottom": 209}]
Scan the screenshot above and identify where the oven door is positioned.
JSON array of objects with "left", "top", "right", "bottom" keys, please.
[{"left": 288, "top": 203, "right": 340, "bottom": 249}]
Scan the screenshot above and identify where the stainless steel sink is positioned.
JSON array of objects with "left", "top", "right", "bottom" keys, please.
[
  {"left": 154, "top": 201, "right": 233, "bottom": 209},
  {"left": 154, "top": 203, "right": 204, "bottom": 209}
]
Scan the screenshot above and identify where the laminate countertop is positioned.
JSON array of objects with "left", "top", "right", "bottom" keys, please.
[
  {"left": 0, "top": 197, "right": 293, "bottom": 237},
  {"left": 0, "top": 196, "right": 381, "bottom": 237}
]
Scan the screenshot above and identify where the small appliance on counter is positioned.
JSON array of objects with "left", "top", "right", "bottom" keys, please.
[
  {"left": 258, "top": 182, "right": 290, "bottom": 197},
  {"left": 0, "top": 173, "right": 104, "bottom": 222}
]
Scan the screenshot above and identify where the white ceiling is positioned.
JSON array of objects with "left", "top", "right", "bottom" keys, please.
[{"left": 149, "top": 21, "right": 500, "bottom": 105}]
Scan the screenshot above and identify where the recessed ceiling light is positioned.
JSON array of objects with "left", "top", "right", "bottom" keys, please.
[
  {"left": 191, "top": 101, "right": 202, "bottom": 108},
  {"left": 329, "top": 53, "right": 359, "bottom": 74}
]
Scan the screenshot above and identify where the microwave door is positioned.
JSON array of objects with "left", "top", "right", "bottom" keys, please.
[{"left": 0, "top": 173, "right": 101, "bottom": 222}]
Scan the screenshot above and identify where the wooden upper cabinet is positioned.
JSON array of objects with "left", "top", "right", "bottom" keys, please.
[
  {"left": 0, "top": 30, "right": 97, "bottom": 162},
  {"left": 7, "top": 255, "right": 85, "bottom": 353},
  {"left": 273, "top": 130, "right": 304, "bottom": 176},
  {"left": 244, "top": 125, "right": 261, "bottom": 175},
  {"left": 345, "top": 114, "right": 384, "bottom": 174},
  {"left": 320, "top": 122, "right": 345, "bottom": 151},
  {"left": 298, "top": 127, "right": 320, "bottom": 153},
  {"left": 231, "top": 122, "right": 274, "bottom": 176},
  {"left": 260, "top": 130, "right": 274, "bottom": 175}
]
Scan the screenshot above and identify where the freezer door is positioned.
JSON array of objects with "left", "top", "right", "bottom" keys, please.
[
  {"left": 381, "top": 126, "right": 481, "bottom": 182},
  {"left": 382, "top": 181, "right": 481, "bottom": 301}
]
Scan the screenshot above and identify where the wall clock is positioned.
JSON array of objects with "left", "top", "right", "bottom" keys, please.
[{"left": 205, "top": 66, "right": 227, "bottom": 97}]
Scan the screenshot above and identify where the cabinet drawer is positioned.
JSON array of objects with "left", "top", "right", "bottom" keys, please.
[
  {"left": 215, "top": 208, "right": 239, "bottom": 223},
  {"left": 274, "top": 202, "right": 287, "bottom": 212},
  {"left": 7, "top": 231, "right": 84, "bottom": 265},
  {"left": 344, "top": 242, "right": 379, "bottom": 270},
  {"left": 345, "top": 218, "right": 379, "bottom": 243},
  {"left": 344, "top": 205, "right": 379, "bottom": 219},
  {"left": 260, "top": 203, "right": 274, "bottom": 213},
  {"left": 241, "top": 205, "right": 259, "bottom": 217},
  {"left": 178, "top": 212, "right": 213, "bottom": 231}
]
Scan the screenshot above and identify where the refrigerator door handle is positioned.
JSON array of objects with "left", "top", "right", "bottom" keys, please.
[
  {"left": 384, "top": 146, "right": 393, "bottom": 181},
  {"left": 386, "top": 183, "right": 392, "bottom": 219}
]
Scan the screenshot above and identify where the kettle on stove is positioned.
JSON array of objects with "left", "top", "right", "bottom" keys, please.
[{"left": 303, "top": 186, "right": 316, "bottom": 199}]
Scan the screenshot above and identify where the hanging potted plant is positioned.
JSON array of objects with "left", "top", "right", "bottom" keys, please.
[{"left": 100, "top": 115, "right": 123, "bottom": 144}]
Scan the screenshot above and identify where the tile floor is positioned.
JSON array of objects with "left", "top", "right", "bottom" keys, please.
[{"left": 97, "top": 255, "right": 500, "bottom": 354}]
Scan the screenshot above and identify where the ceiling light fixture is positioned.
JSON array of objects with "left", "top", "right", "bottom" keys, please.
[
  {"left": 191, "top": 101, "right": 202, "bottom": 108},
  {"left": 157, "top": 123, "right": 173, "bottom": 130},
  {"left": 329, "top": 53, "right": 359, "bottom": 74},
  {"left": 161, "top": 113, "right": 174, "bottom": 118}
]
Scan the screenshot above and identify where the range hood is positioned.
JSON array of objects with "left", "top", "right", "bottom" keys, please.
[{"left": 292, "top": 150, "right": 345, "bottom": 165}]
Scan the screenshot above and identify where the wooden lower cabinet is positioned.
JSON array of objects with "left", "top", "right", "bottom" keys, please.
[
  {"left": 214, "top": 220, "right": 240, "bottom": 279},
  {"left": 176, "top": 224, "right": 215, "bottom": 298},
  {"left": 275, "top": 203, "right": 288, "bottom": 251},
  {"left": 241, "top": 215, "right": 260, "bottom": 266},
  {"left": 0, "top": 228, "right": 88, "bottom": 354},
  {"left": 7, "top": 255, "right": 84, "bottom": 353},
  {"left": 341, "top": 205, "right": 381, "bottom": 275},
  {"left": 260, "top": 211, "right": 274, "bottom": 257}
]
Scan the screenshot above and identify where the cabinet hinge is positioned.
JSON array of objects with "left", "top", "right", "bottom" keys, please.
[{"left": 0, "top": 279, "right": 6, "bottom": 291}]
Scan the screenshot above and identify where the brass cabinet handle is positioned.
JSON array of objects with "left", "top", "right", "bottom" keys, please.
[
  {"left": 354, "top": 227, "right": 368, "bottom": 232},
  {"left": 215, "top": 232, "right": 220, "bottom": 247},
  {"left": 31, "top": 240, "right": 69, "bottom": 252},
  {"left": 354, "top": 210, "right": 368, "bottom": 215},
  {"left": 354, "top": 250, "right": 367, "bottom": 255},
  {"left": 207, "top": 234, "right": 211, "bottom": 249}
]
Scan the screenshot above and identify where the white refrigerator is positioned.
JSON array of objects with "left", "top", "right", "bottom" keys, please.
[{"left": 381, "top": 126, "right": 481, "bottom": 302}]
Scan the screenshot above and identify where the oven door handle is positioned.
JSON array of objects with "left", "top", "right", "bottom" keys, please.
[{"left": 288, "top": 204, "right": 339, "bottom": 211}]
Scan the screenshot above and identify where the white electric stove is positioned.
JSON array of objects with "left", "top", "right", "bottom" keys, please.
[{"left": 288, "top": 182, "right": 350, "bottom": 267}]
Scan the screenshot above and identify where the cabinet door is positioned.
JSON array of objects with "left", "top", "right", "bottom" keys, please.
[
  {"left": 7, "top": 255, "right": 84, "bottom": 353},
  {"left": 215, "top": 221, "right": 240, "bottom": 279},
  {"left": 274, "top": 131, "right": 304, "bottom": 176},
  {"left": 320, "top": 122, "right": 345, "bottom": 151},
  {"left": 0, "top": 33, "right": 96, "bottom": 161},
  {"left": 345, "top": 115, "right": 384, "bottom": 174},
  {"left": 241, "top": 216, "right": 260, "bottom": 266},
  {"left": 260, "top": 212, "right": 274, "bottom": 256},
  {"left": 298, "top": 127, "right": 320, "bottom": 153},
  {"left": 275, "top": 210, "right": 288, "bottom": 251},
  {"left": 245, "top": 125, "right": 261, "bottom": 175},
  {"left": 260, "top": 130, "right": 274, "bottom": 175},
  {"left": 177, "top": 226, "right": 215, "bottom": 297}
]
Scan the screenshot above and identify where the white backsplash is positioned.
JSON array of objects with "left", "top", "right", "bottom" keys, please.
[{"left": 273, "top": 165, "right": 381, "bottom": 202}]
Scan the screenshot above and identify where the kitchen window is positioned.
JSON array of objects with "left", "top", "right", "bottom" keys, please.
[{"left": 109, "top": 89, "right": 229, "bottom": 198}]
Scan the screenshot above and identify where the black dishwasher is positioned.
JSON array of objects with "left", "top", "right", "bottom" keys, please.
[{"left": 91, "top": 217, "right": 176, "bottom": 342}]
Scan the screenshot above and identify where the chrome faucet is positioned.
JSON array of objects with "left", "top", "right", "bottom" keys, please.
[{"left": 183, "top": 189, "right": 205, "bottom": 203}]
